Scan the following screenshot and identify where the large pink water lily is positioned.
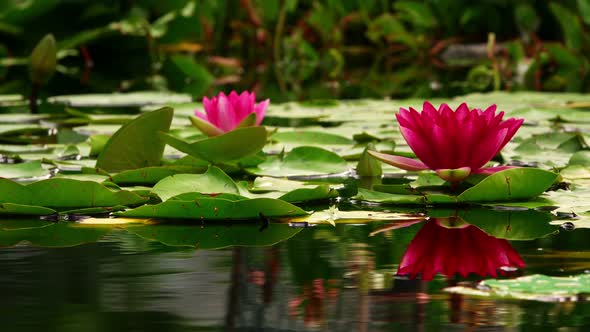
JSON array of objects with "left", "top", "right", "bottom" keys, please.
[
  {"left": 191, "top": 91, "right": 269, "bottom": 136},
  {"left": 397, "top": 218, "right": 525, "bottom": 280},
  {"left": 369, "top": 102, "right": 524, "bottom": 183}
]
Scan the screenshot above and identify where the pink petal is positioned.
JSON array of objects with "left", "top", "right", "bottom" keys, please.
[
  {"left": 399, "top": 127, "right": 439, "bottom": 169},
  {"left": 367, "top": 150, "right": 429, "bottom": 171},
  {"left": 216, "top": 94, "right": 238, "bottom": 132},
  {"left": 254, "top": 99, "right": 269, "bottom": 125},
  {"left": 499, "top": 118, "right": 524, "bottom": 147},
  {"left": 469, "top": 128, "right": 508, "bottom": 170},
  {"left": 201, "top": 96, "right": 219, "bottom": 127},
  {"left": 194, "top": 111, "right": 209, "bottom": 121}
]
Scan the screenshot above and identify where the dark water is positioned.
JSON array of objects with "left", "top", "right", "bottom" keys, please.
[{"left": 1, "top": 219, "right": 590, "bottom": 332}]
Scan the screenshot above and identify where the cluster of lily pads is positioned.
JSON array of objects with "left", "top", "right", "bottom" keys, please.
[{"left": 0, "top": 91, "right": 587, "bottom": 228}]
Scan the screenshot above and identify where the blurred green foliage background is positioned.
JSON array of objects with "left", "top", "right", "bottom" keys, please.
[{"left": 1, "top": 0, "right": 589, "bottom": 101}]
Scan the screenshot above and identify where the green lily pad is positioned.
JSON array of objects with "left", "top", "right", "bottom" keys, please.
[
  {"left": 47, "top": 91, "right": 192, "bottom": 107},
  {"left": 458, "top": 168, "right": 557, "bottom": 202},
  {"left": 116, "top": 197, "right": 308, "bottom": 220},
  {"left": 446, "top": 274, "right": 590, "bottom": 302},
  {"left": 0, "top": 203, "right": 56, "bottom": 216},
  {"left": 0, "top": 160, "right": 50, "bottom": 179},
  {"left": 96, "top": 107, "right": 173, "bottom": 172},
  {"left": 151, "top": 166, "right": 240, "bottom": 201},
  {"left": 160, "top": 126, "right": 267, "bottom": 163},
  {"left": 125, "top": 223, "right": 302, "bottom": 248},
  {"left": 0, "top": 178, "right": 146, "bottom": 208},
  {"left": 278, "top": 185, "right": 338, "bottom": 203},
  {"left": 353, "top": 188, "right": 425, "bottom": 204},
  {"left": 246, "top": 146, "right": 350, "bottom": 177},
  {"left": 110, "top": 165, "right": 209, "bottom": 186},
  {"left": 271, "top": 131, "right": 353, "bottom": 145}
]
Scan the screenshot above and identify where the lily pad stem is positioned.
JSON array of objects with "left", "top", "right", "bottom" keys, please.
[{"left": 29, "top": 82, "right": 39, "bottom": 114}]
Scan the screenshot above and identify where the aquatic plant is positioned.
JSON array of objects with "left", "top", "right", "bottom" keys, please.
[
  {"left": 369, "top": 102, "right": 524, "bottom": 183},
  {"left": 191, "top": 91, "right": 269, "bottom": 136}
]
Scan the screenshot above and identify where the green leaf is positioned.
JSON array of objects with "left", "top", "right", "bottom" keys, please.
[
  {"left": 271, "top": 131, "right": 353, "bottom": 145},
  {"left": 0, "top": 160, "right": 49, "bottom": 179},
  {"left": 116, "top": 197, "right": 309, "bottom": 220},
  {"left": 549, "top": 3, "right": 584, "bottom": 50},
  {"left": 110, "top": 165, "right": 209, "bottom": 186},
  {"left": 278, "top": 185, "right": 338, "bottom": 203},
  {"left": 88, "top": 134, "right": 110, "bottom": 157},
  {"left": 569, "top": 150, "right": 590, "bottom": 166},
  {"left": 0, "top": 203, "right": 56, "bottom": 216},
  {"left": 0, "top": 178, "right": 146, "bottom": 208},
  {"left": 125, "top": 223, "right": 301, "bottom": 248},
  {"left": 353, "top": 188, "right": 425, "bottom": 204},
  {"left": 170, "top": 55, "right": 214, "bottom": 95},
  {"left": 357, "top": 144, "right": 383, "bottom": 177},
  {"left": 96, "top": 107, "right": 174, "bottom": 172},
  {"left": 160, "top": 126, "right": 267, "bottom": 163},
  {"left": 458, "top": 168, "right": 557, "bottom": 202},
  {"left": 393, "top": 1, "right": 437, "bottom": 30},
  {"left": 47, "top": 92, "right": 192, "bottom": 108},
  {"left": 447, "top": 274, "right": 590, "bottom": 302},
  {"left": 247, "top": 146, "right": 349, "bottom": 177},
  {"left": 151, "top": 166, "right": 240, "bottom": 201},
  {"left": 578, "top": 0, "right": 590, "bottom": 25}
]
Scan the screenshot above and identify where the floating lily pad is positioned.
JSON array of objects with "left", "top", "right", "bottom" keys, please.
[
  {"left": 151, "top": 166, "right": 240, "bottom": 201},
  {"left": 0, "top": 160, "right": 50, "bottom": 179},
  {"left": 111, "top": 165, "right": 209, "bottom": 186},
  {"left": 271, "top": 131, "right": 353, "bottom": 145},
  {"left": 0, "top": 203, "right": 56, "bottom": 216},
  {"left": 457, "top": 168, "right": 558, "bottom": 202},
  {"left": 47, "top": 91, "right": 192, "bottom": 107},
  {"left": 246, "top": 146, "right": 350, "bottom": 177},
  {"left": 446, "top": 274, "right": 590, "bottom": 302},
  {"left": 0, "top": 178, "right": 146, "bottom": 208},
  {"left": 160, "top": 126, "right": 267, "bottom": 163},
  {"left": 116, "top": 197, "right": 308, "bottom": 220}
]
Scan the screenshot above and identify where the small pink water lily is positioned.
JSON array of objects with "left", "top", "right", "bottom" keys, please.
[
  {"left": 191, "top": 91, "right": 269, "bottom": 136},
  {"left": 369, "top": 102, "right": 524, "bottom": 183}
]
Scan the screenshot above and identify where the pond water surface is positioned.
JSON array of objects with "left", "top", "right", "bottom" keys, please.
[{"left": 1, "top": 214, "right": 590, "bottom": 332}]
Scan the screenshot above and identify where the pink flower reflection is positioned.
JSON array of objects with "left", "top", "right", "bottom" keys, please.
[{"left": 397, "top": 218, "right": 525, "bottom": 280}]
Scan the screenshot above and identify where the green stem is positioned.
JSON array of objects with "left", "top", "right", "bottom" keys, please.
[{"left": 29, "top": 82, "right": 39, "bottom": 114}]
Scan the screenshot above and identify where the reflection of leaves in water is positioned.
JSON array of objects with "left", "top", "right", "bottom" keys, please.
[
  {"left": 0, "top": 220, "right": 110, "bottom": 247},
  {"left": 125, "top": 222, "right": 302, "bottom": 249}
]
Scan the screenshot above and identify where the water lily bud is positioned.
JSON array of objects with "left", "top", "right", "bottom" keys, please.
[{"left": 29, "top": 34, "right": 57, "bottom": 85}]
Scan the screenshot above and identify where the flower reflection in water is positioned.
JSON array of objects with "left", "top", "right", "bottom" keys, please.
[{"left": 397, "top": 218, "right": 525, "bottom": 280}]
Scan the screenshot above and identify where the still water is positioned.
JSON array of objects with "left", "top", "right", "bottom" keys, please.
[{"left": 1, "top": 218, "right": 590, "bottom": 331}]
